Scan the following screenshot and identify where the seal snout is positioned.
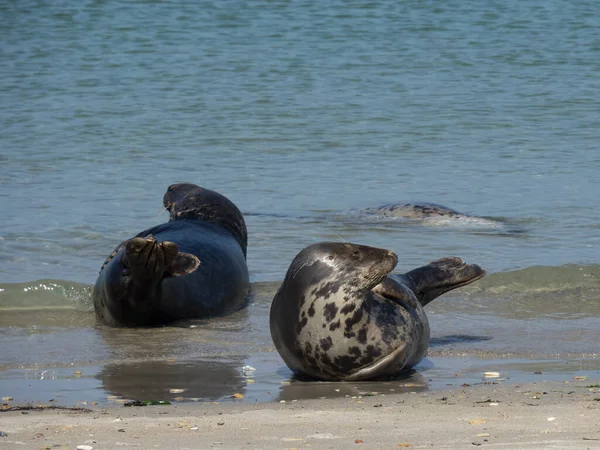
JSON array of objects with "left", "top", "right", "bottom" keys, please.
[
  {"left": 387, "top": 250, "right": 398, "bottom": 267},
  {"left": 378, "top": 249, "right": 398, "bottom": 275}
]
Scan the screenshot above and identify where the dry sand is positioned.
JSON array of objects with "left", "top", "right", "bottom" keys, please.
[{"left": 1, "top": 380, "right": 600, "bottom": 449}]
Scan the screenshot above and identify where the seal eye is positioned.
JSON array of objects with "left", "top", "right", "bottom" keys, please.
[
  {"left": 351, "top": 251, "right": 360, "bottom": 258},
  {"left": 122, "top": 268, "right": 131, "bottom": 277},
  {"left": 328, "top": 255, "right": 334, "bottom": 260}
]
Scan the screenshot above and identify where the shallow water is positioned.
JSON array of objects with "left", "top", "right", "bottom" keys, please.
[
  {"left": 1, "top": 276, "right": 599, "bottom": 405},
  {"left": 1, "top": 0, "right": 600, "bottom": 405}
]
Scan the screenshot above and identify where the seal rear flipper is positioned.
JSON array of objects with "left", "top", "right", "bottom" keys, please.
[
  {"left": 123, "top": 237, "right": 200, "bottom": 282},
  {"left": 402, "top": 257, "right": 486, "bottom": 307},
  {"left": 342, "top": 342, "right": 408, "bottom": 381}
]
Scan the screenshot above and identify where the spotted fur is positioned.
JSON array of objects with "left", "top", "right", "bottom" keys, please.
[{"left": 270, "top": 242, "right": 485, "bottom": 382}]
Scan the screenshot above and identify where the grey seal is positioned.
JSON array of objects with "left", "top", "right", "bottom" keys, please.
[
  {"left": 362, "top": 203, "right": 501, "bottom": 227},
  {"left": 270, "top": 242, "right": 485, "bottom": 381},
  {"left": 93, "top": 183, "right": 249, "bottom": 327},
  {"left": 365, "top": 203, "right": 464, "bottom": 219}
]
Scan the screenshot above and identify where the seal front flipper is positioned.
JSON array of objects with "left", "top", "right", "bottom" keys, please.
[
  {"left": 163, "top": 251, "right": 200, "bottom": 277},
  {"left": 398, "top": 257, "right": 486, "bottom": 307},
  {"left": 343, "top": 342, "right": 409, "bottom": 381},
  {"left": 372, "top": 276, "right": 420, "bottom": 309},
  {"left": 123, "top": 236, "right": 200, "bottom": 282}
]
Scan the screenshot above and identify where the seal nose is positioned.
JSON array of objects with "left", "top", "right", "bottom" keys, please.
[{"left": 387, "top": 250, "right": 398, "bottom": 266}]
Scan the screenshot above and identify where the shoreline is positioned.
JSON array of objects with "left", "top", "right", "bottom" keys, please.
[
  {"left": 2, "top": 379, "right": 599, "bottom": 449},
  {"left": 1, "top": 353, "right": 600, "bottom": 407}
]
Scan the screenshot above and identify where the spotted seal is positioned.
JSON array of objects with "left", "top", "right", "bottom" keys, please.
[
  {"left": 362, "top": 203, "right": 500, "bottom": 227},
  {"left": 93, "top": 183, "right": 249, "bottom": 327},
  {"left": 270, "top": 242, "right": 485, "bottom": 381},
  {"left": 365, "top": 202, "right": 464, "bottom": 219}
]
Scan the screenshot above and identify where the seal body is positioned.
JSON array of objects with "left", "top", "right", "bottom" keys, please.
[
  {"left": 93, "top": 183, "right": 249, "bottom": 327},
  {"left": 270, "top": 242, "right": 485, "bottom": 381}
]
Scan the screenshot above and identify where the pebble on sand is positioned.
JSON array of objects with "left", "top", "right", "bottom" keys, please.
[{"left": 469, "top": 419, "right": 488, "bottom": 425}]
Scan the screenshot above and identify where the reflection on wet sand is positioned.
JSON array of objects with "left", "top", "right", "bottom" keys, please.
[
  {"left": 95, "top": 309, "right": 255, "bottom": 362},
  {"left": 99, "top": 358, "right": 247, "bottom": 402},
  {"left": 277, "top": 370, "right": 430, "bottom": 402},
  {"left": 95, "top": 325, "right": 250, "bottom": 401},
  {"left": 430, "top": 334, "right": 493, "bottom": 347}
]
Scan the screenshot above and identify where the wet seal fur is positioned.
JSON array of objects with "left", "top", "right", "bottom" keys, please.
[
  {"left": 93, "top": 183, "right": 249, "bottom": 327},
  {"left": 362, "top": 202, "right": 502, "bottom": 227},
  {"left": 270, "top": 242, "right": 486, "bottom": 381},
  {"left": 365, "top": 202, "right": 465, "bottom": 219}
]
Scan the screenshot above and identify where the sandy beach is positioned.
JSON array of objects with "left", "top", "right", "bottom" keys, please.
[{"left": 2, "top": 379, "right": 599, "bottom": 449}]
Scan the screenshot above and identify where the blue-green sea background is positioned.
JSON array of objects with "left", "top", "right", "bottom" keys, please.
[{"left": 1, "top": 0, "right": 599, "bottom": 404}]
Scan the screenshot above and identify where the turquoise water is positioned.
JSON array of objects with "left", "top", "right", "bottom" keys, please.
[{"left": 1, "top": 0, "right": 599, "bottom": 404}]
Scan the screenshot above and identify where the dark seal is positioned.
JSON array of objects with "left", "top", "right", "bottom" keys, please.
[
  {"left": 93, "top": 183, "right": 249, "bottom": 327},
  {"left": 270, "top": 242, "right": 485, "bottom": 381}
]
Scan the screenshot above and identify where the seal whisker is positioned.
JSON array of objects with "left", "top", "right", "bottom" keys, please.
[{"left": 151, "top": 206, "right": 169, "bottom": 220}]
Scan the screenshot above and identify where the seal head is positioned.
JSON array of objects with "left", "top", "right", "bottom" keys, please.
[
  {"left": 163, "top": 183, "right": 247, "bottom": 256},
  {"left": 280, "top": 242, "right": 398, "bottom": 295}
]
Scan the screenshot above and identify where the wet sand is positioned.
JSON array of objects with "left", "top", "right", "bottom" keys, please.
[{"left": 2, "top": 379, "right": 599, "bottom": 449}]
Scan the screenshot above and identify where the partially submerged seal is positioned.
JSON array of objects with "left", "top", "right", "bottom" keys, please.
[
  {"left": 365, "top": 203, "right": 463, "bottom": 219},
  {"left": 93, "top": 183, "right": 249, "bottom": 327},
  {"left": 270, "top": 242, "right": 485, "bottom": 381},
  {"left": 362, "top": 203, "right": 500, "bottom": 228}
]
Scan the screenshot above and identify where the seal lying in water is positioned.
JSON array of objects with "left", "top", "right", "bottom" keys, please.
[
  {"left": 270, "top": 242, "right": 485, "bottom": 381},
  {"left": 362, "top": 203, "right": 500, "bottom": 227},
  {"left": 93, "top": 183, "right": 249, "bottom": 327}
]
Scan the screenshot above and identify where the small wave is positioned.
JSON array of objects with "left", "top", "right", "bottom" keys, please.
[
  {"left": 434, "top": 264, "right": 600, "bottom": 319},
  {"left": 463, "top": 264, "right": 600, "bottom": 293},
  {"left": 3, "top": 264, "right": 599, "bottom": 319},
  {"left": 0, "top": 280, "right": 93, "bottom": 311},
  {"left": 418, "top": 215, "right": 503, "bottom": 228}
]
